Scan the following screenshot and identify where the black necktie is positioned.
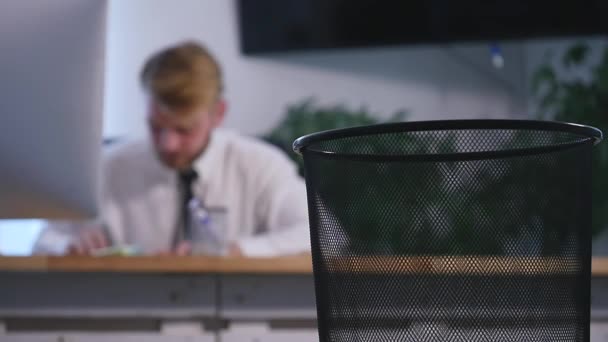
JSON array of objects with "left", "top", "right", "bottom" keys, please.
[{"left": 178, "top": 169, "right": 198, "bottom": 243}]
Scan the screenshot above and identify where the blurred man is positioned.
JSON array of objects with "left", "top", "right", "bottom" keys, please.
[{"left": 33, "top": 41, "right": 310, "bottom": 257}]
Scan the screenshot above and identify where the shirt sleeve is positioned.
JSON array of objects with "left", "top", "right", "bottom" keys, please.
[
  {"left": 237, "top": 151, "right": 311, "bottom": 257},
  {"left": 31, "top": 220, "right": 80, "bottom": 255},
  {"left": 31, "top": 149, "right": 126, "bottom": 255},
  {"left": 31, "top": 201, "right": 123, "bottom": 255}
]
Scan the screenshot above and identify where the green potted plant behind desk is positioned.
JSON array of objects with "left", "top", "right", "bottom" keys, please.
[
  {"left": 265, "top": 96, "right": 595, "bottom": 256},
  {"left": 531, "top": 42, "right": 608, "bottom": 238}
]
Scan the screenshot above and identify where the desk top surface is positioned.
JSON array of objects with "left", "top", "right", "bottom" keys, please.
[
  {"left": 0, "top": 255, "right": 314, "bottom": 273},
  {"left": 1, "top": 255, "right": 608, "bottom": 275}
]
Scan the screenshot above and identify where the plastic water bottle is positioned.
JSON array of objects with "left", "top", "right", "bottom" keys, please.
[{"left": 188, "top": 198, "right": 228, "bottom": 256}]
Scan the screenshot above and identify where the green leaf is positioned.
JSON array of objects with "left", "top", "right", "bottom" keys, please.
[
  {"left": 531, "top": 65, "right": 557, "bottom": 96},
  {"left": 594, "top": 47, "right": 608, "bottom": 93},
  {"left": 562, "top": 42, "right": 590, "bottom": 68}
]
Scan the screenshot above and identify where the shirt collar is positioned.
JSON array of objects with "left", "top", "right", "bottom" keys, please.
[{"left": 192, "top": 129, "right": 225, "bottom": 186}]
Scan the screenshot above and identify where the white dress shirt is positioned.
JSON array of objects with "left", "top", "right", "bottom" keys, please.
[{"left": 33, "top": 129, "right": 311, "bottom": 257}]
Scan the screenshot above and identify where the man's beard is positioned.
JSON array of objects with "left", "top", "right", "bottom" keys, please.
[
  {"left": 154, "top": 138, "right": 210, "bottom": 171},
  {"left": 158, "top": 154, "right": 191, "bottom": 171}
]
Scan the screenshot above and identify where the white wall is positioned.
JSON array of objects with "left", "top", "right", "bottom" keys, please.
[{"left": 103, "top": 0, "right": 529, "bottom": 139}]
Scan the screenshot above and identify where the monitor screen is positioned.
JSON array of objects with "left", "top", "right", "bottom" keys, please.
[{"left": 0, "top": 0, "right": 107, "bottom": 219}]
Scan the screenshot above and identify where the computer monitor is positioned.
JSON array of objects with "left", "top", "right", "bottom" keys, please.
[{"left": 0, "top": 0, "right": 107, "bottom": 219}]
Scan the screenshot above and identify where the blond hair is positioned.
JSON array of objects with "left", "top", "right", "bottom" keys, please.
[{"left": 140, "top": 41, "right": 223, "bottom": 111}]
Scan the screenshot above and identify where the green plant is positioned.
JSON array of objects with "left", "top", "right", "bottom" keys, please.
[
  {"left": 265, "top": 94, "right": 598, "bottom": 256},
  {"left": 261, "top": 99, "right": 408, "bottom": 176},
  {"left": 264, "top": 99, "right": 584, "bottom": 256},
  {"left": 532, "top": 41, "right": 608, "bottom": 237}
]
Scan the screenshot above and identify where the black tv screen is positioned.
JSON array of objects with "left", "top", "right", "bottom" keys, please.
[{"left": 237, "top": 0, "right": 607, "bottom": 54}]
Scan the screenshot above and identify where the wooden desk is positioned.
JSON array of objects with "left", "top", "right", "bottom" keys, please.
[
  {"left": 0, "top": 255, "right": 313, "bottom": 273},
  {"left": 0, "top": 255, "right": 318, "bottom": 342},
  {"left": 1, "top": 255, "right": 607, "bottom": 275},
  {"left": 1, "top": 256, "right": 608, "bottom": 342}
]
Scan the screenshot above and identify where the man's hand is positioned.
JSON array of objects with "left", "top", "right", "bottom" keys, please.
[
  {"left": 66, "top": 227, "right": 109, "bottom": 255},
  {"left": 156, "top": 241, "right": 192, "bottom": 256},
  {"left": 228, "top": 242, "right": 243, "bottom": 257},
  {"left": 156, "top": 242, "right": 242, "bottom": 257}
]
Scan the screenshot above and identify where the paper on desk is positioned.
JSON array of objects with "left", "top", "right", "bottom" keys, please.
[{"left": 90, "top": 245, "right": 142, "bottom": 257}]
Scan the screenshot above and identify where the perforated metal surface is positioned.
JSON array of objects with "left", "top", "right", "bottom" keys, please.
[{"left": 296, "top": 121, "right": 600, "bottom": 342}]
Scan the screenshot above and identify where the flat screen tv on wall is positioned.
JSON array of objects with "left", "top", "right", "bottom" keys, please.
[{"left": 237, "top": 0, "right": 607, "bottom": 54}]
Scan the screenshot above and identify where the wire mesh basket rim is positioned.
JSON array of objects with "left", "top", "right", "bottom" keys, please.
[{"left": 292, "top": 119, "right": 603, "bottom": 162}]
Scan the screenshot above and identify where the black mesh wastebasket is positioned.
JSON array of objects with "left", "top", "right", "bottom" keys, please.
[{"left": 293, "top": 120, "right": 602, "bottom": 342}]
